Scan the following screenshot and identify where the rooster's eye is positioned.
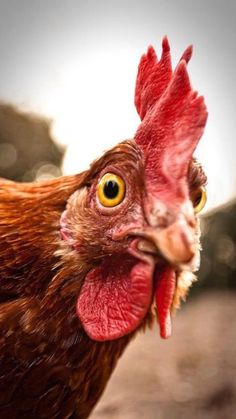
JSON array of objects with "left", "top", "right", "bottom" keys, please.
[
  {"left": 191, "top": 186, "right": 207, "bottom": 213},
  {"left": 97, "top": 173, "right": 126, "bottom": 207}
]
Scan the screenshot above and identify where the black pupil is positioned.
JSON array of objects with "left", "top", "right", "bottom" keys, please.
[
  {"left": 194, "top": 191, "right": 202, "bottom": 206},
  {"left": 103, "top": 180, "right": 119, "bottom": 199}
]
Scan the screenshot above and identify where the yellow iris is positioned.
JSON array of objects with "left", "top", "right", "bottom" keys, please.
[
  {"left": 191, "top": 186, "right": 207, "bottom": 213},
  {"left": 97, "top": 173, "right": 126, "bottom": 207}
]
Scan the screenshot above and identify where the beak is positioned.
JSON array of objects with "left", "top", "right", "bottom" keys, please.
[
  {"left": 137, "top": 216, "right": 197, "bottom": 269},
  {"left": 112, "top": 201, "right": 198, "bottom": 270}
]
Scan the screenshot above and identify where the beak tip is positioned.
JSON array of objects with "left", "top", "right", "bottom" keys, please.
[{"left": 147, "top": 221, "right": 197, "bottom": 268}]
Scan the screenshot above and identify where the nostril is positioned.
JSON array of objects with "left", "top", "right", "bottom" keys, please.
[
  {"left": 187, "top": 217, "right": 196, "bottom": 228},
  {"left": 156, "top": 216, "right": 169, "bottom": 229}
]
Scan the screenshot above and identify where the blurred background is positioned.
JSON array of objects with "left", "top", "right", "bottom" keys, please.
[{"left": 0, "top": 1, "right": 235, "bottom": 418}]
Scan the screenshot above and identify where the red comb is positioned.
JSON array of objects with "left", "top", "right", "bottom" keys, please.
[
  {"left": 135, "top": 37, "right": 172, "bottom": 120},
  {"left": 134, "top": 38, "right": 207, "bottom": 201}
]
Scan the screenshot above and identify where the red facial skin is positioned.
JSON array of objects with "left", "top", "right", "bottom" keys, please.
[
  {"left": 155, "top": 266, "right": 177, "bottom": 339},
  {"left": 76, "top": 254, "right": 153, "bottom": 341},
  {"left": 61, "top": 145, "right": 206, "bottom": 342},
  {"left": 61, "top": 39, "right": 207, "bottom": 342}
]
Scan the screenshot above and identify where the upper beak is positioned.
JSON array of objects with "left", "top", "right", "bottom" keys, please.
[
  {"left": 148, "top": 221, "right": 195, "bottom": 262},
  {"left": 136, "top": 217, "right": 198, "bottom": 269},
  {"left": 112, "top": 203, "right": 198, "bottom": 270}
]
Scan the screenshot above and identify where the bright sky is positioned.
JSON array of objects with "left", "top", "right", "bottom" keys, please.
[{"left": 0, "top": 0, "right": 235, "bottom": 211}]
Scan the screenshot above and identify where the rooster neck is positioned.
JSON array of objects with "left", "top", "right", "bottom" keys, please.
[
  {"left": 0, "top": 175, "right": 136, "bottom": 414},
  {"left": 34, "top": 276, "right": 134, "bottom": 417},
  {"left": 0, "top": 291, "right": 134, "bottom": 418}
]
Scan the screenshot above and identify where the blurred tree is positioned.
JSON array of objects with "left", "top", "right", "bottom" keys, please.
[{"left": 0, "top": 103, "right": 65, "bottom": 182}]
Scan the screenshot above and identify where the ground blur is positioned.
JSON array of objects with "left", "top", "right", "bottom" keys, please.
[{"left": 91, "top": 292, "right": 236, "bottom": 419}]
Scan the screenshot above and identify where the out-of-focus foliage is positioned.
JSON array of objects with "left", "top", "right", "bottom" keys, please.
[
  {"left": 196, "top": 201, "right": 236, "bottom": 292},
  {"left": 0, "top": 103, "right": 65, "bottom": 182}
]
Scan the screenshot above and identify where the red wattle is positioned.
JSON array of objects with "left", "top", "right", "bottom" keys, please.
[
  {"left": 155, "top": 266, "right": 176, "bottom": 339},
  {"left": 76, "top": 255, "right": 153, "bottom": 341}
]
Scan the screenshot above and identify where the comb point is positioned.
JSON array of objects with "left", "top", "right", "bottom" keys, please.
[
  {"left": 147, "top": 45, "right": 157, "bottom": 60},
  {"left": 162, "top": 36, "right": 170, "bottom": 53},
  {"left": 174, "top": 59, "right": 188, "bottom": 79},
  {"left": 181, "top": 45, "right": 193, "bottom": 64}
]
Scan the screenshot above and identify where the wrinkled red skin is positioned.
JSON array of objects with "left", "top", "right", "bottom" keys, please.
[
  {"left": 155, "top": 266, "right": 177, "bottom": 339},
  {"left": 77, "top": 254, "right": 153, "bottom": 341},
  {"left": 77, "top": 253, "right": 177, "bottom": 341},
  {"left": 135, "top": 37, "right": 207, "bottom": 206},
  {"left": 76, "top": 40, "right": 207, "bottom": 342}
]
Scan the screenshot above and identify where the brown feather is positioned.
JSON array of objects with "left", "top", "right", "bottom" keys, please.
[
  {"left": 0, "top": 140, "right": 206, "bottom": 418},
  {"left": 0, "top": 142, "right": 141, "bottom": 418}
]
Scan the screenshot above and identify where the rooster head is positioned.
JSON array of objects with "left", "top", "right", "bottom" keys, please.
[{"left": 60, "top": 38, "right": 208, "bottom": 342}]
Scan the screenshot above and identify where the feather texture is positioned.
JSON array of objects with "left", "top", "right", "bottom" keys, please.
[{"left": 0, "top": 39, "right": 208, "bottom": 418}]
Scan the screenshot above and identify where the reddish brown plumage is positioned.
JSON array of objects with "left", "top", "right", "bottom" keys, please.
[
  {"left": 0, "top": 39, "right": 208, "bottom": 418},
  {"left": 0, "top": 143, "right": 206, "bottom": 418},
  {"left": 0, "top": 153, "right": 134, "bottom": 418}
]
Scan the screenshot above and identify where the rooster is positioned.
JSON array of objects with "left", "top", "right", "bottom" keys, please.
[{"left": 0, "top": 38, "right": 207, "bottom": 418}]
